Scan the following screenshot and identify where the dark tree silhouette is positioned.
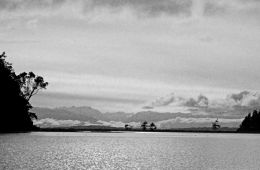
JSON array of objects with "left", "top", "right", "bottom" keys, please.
[
  {"left": 149, "top": 122, "right": 157, "bottom": 131},
  {"left": 18, "top": 71, "right": 48, "bottom": 101},
  {"left": 124, "top": 124, "right": 132, "bottom": 130},
  {"left": 0, "top": 52, "right": 48, "bottom": 132},
  {"left": 238, "top": 110, "right": 260, "bottom": 132},
  {"left": 212, "top": 118, "right": 220, "bottom": 130},
  {"left": 141, "top": 121, "right": 148, "bottom": 131}
]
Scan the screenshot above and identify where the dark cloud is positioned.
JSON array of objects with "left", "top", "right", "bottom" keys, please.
[
  {"left": 142, "top": 106, "right": 154, "bottom": 110},
  {"left": 0, "top": 0, "right": 193, "bottom": 19},
  {"left": 204, "top": 1, "right": 228, "bottom": 16},
  {"left": 204, "top": 0, "right": 260, "bottom": 17},
  {"left": 1, "top": 0, "right": 259, "bottom": 20},
  {"left": 183, "top": 95, "right": 209, "bottom": 107},
  {"left": 37, "top": 91, "right": 145, "bottom": 104},
  {"left": 229, "top": 91, "right": 250, "bottom": 103},
  {"left": 201, "top": 91, "right": 260, "bottom": 118},
  {"left": 0, "top": 0, "right": 65, "bottom": 11},
  {"left": 88, "top": 0, "right": 192, "bottom": 17},
  {"left": 227, "top": 91, "right": 260, "bottom": 109},
  {"left": 0, "top": 0, "right": 191, "bottom": 16},
  {"left": 184, "top": 98, "right": 197, "bottom": 107},
  {"left": 143, "top": 91, "right": 260, "bottom": 119},
  {"left": 144, "top": 93, "right": 209, "bottom": 109}
]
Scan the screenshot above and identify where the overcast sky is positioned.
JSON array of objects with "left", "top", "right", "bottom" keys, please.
[{"left": 1, "top": 0, "right": 260, "bottom": 114}]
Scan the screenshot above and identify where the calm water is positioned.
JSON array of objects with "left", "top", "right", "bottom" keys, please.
[{"left": 0, "top": 132, "right": 260, "bottom": 170}]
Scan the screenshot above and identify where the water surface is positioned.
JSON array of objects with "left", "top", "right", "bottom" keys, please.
[{"left": 0, "top": 132, "right": 260, "bottom": 169}]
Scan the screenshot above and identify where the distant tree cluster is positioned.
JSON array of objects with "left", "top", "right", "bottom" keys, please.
[
  {"left": 124, "top": 124, "right": 132, "bottom": 130},
  {"left": 238, "top": 110, "right": 260, "bottom": 132},
  {"left": 141, "top": 121, "right": 157, "bottom": 131},
  {"left": 0, "top": 52, "right": 48, "bottom": 132}
]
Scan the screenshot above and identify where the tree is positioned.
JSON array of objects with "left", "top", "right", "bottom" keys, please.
[
  {"left": 18, "top": 72, "right": 48, "bottom": 101},
  {"left": 141, "top": 121, "right": 148, "bottom": 131},
  {"left": 150, "top": 122, "right": 157, "bottom": 131},
  {"left": 238, "top": 110, "right": 260, "bottom": 132},
  {"left": 125, "top": 124, "right": 132, "bottom": 130},
  {"left": 0, "top": 52, "right": 48, "bottom": 132}
]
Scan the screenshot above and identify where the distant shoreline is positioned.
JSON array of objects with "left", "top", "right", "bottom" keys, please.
[
  {"left": 35, "top": 127, "right": 241, "bottom": 133},
  {"left": 1, "top": 129, "right": 260, "bottom": 134},
  {"left": 2, "top": 127, "right": 260, "bottom": 134}
]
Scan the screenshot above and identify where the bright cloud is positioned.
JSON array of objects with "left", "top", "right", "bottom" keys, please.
[
  {"left": 157, "top": 117, "right": 243, "bottom": 129},
  {"left": 143, "top": 91, "right": 260, "bottom": 117},
  {"left": 33, "top": 118, "right": 140, "bottom": 128},
  {"left": 33, "top": 118, "right": 82, "bottom": 127}
]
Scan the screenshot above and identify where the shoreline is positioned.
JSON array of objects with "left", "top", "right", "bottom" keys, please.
[
  {"left": 34, "top": 127, "right": 252, "bottom": 134},
  {"left": 1, "top": 127, "right": 260, "bottom": 134}
]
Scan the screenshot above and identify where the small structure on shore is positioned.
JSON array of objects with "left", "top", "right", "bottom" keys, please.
[{"left": 212, "top": 118, "right": 221, "bottom": 130}]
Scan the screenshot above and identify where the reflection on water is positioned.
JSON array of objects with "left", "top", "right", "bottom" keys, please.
[{"left": 0, "top": 132, "right": 260, "bottom": 170}]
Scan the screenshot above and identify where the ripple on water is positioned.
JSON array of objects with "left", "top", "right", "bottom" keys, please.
[{"left": 1, "top": 132, "right": 260, "bottom": 169}]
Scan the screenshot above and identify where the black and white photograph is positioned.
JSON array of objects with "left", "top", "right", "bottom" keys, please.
[{"left": 1, "top": 0, "right": 260, "bottom": 169}]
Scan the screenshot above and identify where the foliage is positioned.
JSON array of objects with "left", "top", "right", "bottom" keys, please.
[
  {"left": 0, "top": 52, "right": 48, "bottom": 132},
  {"left": 141, "top": 121, "right": 157, "bottom": 131},
  {"left": 141, "top": 121, "right": 148, "bottom": 131},
  {"left": 238, "top": 110, "right": 260, "bottom": 132},
  {"left": 124, "top": 124, "right": 132, "bottom": 130},
  {"left": 150, "top": 122, "right": 157, "bottom": 131},
  {"left": 18, "top": 72, "right": 48, "bottom": 101}
]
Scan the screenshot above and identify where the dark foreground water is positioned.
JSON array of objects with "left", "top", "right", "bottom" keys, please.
[{"left": 0, "top": 132, "right": 260, "bottom": 170}]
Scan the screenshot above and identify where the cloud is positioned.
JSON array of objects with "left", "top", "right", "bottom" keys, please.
[
  {"left": 39, "top": 91, "right": 144, "bottom": 104},
  {"left": 229, "top": 91, "right": 250, "bottom": 103},
  {"left": 33, "top": 118, "right": 82, "bottom": 127},
  {"left": 2, "top": 1, "right": 260, "bottom": 114},
  {"left": 191, "top": 91, "right": 260, "bottom": 117},
  {"left": 96, "top": 120, "right": 125, "bottom": 127},
  {"left": 144, "top": 93, "right": 209, "bottom": 109},
  {"left": 0, "top": 0, "right": 191, "bottom": 17},
  {"left": 34, "top": 118, "right": 139, "bottom": 128},
  {"left": 1, "top": 0, "right": 259, "bottom": 21},
  {"left": 226, "top": 91, "right": 260, "bottom": 109},
  {"left": 184, "top": 94, "right": 209, "bottom": 107},
  {"left": 204, "top": 0, "right": 260, "bottom": 16},
  {"left": 146, "top": 92, "right": 175, "bottom": 108},
  {"left": 157, "top": 117, "right": 243, "bottom": 128},
  {"left": 0, "top": 0, "right": 65, "bottom": 11},
  {"left": 143, "top": 91, "right": 260, "bottom": 118},
  {"left": 88, "top": 0, "right": 192, "bottom": 17},
  {"left": 142, "top": 106, "right": 154, "bottom": 110}
]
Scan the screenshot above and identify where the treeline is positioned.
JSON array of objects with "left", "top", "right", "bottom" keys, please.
[
  {"left": 238, "top": 110, "right": 260, "bottom": 132},
  {"left": 0, "top": 52, "right": 48, "bottom": 132}
]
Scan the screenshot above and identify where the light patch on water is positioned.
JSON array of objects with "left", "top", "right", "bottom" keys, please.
[
  {"left": 1, "top": 132, "right": 260, "bottom": 169},
  {"left": 30, "top": 132, "right": 87, "bottom": 137}
]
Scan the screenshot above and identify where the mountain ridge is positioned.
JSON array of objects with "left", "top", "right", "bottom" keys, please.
[{"left": 32, "top": 106, "right": 243, "bottom": 123}]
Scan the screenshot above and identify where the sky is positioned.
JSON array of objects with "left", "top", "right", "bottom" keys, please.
[{"left": 1, "top": 0, "right": 260, "bottom": 117}]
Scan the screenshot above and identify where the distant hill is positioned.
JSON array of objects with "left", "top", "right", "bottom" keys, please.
[
  {"left": 126, "top": 111, "right": 183, "bottom": 122},
  {"left": 60, "top": 106, "right": 104, "bottom": 120},
  {"left": 32, "top": 107, "right": 98, "bottom": 123},
  {"left": 103, "top": 112, "right": 134, "bottom": 122},
  {"left": 32, "top": 106, "right": 242, "bottom": 128},
  {"left": 33, "top": 107, "right": 186, "bottom": 123}
]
